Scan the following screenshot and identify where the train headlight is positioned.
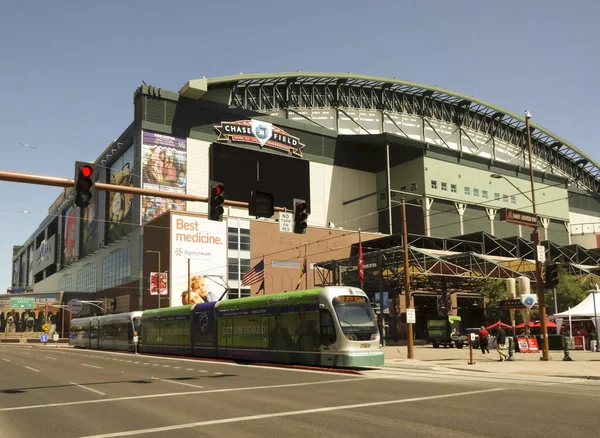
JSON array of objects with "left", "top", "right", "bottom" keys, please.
[
  {"left": 371, "top": 333, "right": 378, "bottom": 340},
  {"left": 345, "top": 334, "right": 358, "bottom": 341}
]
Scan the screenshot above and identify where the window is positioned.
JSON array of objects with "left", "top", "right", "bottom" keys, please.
[
  {"left": 228, "top": 258, "right": 251, "bottom": 281},
  {"left": 59, "top": 274, "right": 73, "bottom": 292},
  {"left": 441, "top": 182, "right": 447, "bottom": 192},
  {"left": 473, "top": 188, "right": 479, "bottom": 197},
  {"left": 495, "top": 192, "right": 500, "bottom": 200},
  {"left": 511, "top": 196, "right": 516, "bottom": 204},
  {"left": 76, "top": 263, "right": 97, "bottom": 293},
  {"left": 411, "top": 183, "right": 417, "bottom": 191},
  {"left": 503, "top": 194, "right": 508, "bottom": 203},
  {"left": 228, "top": 227, "right": 250, "bottom": 251},
  {"left": 431, "top": 180, "right": 438, "bottom": 190},
  {"left": 451, "top": 184, "right": 457, "bottom": 193},
  {"left": 464, "top": 187, "right": 470, "bottom": 196},
  {"left": 482, "top": 190, "right": 488, "bottom": 199},
  {"left": 102, "top": 248, "right": 131, "bottom": 289}
]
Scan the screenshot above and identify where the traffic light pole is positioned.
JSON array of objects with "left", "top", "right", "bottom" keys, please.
[{"left": 0, "top": 170, "right": 289, "bottom": 211}]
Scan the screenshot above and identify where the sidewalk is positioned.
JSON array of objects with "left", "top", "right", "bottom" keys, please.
[{"left": 383, "top": 344, "right": 600, "bottom": 379}]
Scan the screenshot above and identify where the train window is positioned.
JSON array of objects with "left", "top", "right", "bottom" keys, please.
[{"left": 319, "top": 309, "right": 336, "bottom": 345}]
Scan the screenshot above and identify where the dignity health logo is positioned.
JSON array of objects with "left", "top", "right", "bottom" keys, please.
[{"left": 215, "top": 119, "right": 305, "bottom": 157}]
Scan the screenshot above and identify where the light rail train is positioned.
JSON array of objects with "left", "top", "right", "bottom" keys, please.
[{"left": 69, "top": 287, "right": 384, "bottom": 368}]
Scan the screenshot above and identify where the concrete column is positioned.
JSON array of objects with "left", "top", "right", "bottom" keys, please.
[
  {"left": 420, "top": 197, "right": 434, "bottom": 237},
  {"left": 540, "top": 217, "right": 550, "bottom": 241},
  {"left": 564, "top": 221, "right": 571, "bottom": 245},
  {"left": 486, "top": 208, "right": 497, "bottom": 236},
  {"left": 454, "top": 203, "right": 467, "bottom": 235}
]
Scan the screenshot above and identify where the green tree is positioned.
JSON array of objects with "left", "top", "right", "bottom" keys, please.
[
  {"left": 544, "top": 269, "right": 591, "bottom": 314},
  {"left": 472, "top": 279, "right": 508, "bottom": 324}
]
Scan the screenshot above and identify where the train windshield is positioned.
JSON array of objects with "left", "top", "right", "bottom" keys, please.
[
  {"left": 133, "top": 317, "right": 141, "bottom": 333},
  {"left": 332, "top": 296, "right": 377, "bottom": 333}
]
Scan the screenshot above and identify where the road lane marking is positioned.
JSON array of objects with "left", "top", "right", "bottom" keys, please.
[
  {"left": 70, "top": 382, "right": 106, "bottom": 396},
  {"left": 78, "top": 388, "right": 506, "bottom": 437},
  {"left": 45, "top": 356, "right": 57, "bottom": 360},
  {"left": 81, "top": 364, "right": 104, "bottom": 369},
  {"left": 214, "top": 372, "right": 224, "bottom": 375},
  {"left": 2, "top": 358, "right": 9, "bottom": 362},
  {"left": 173, "top": 367, "right": 181, "bottom": 369},
  {"left": 25, "top": 366, "right": 39, "bottom": 372},
  {"left": 185, "top": 368, "right": 193, "bottom": 371},
  {"left": 162, "top": 365, "right": 170, "bottom": 368},
  {"left": 0, "top": 377, "right": 380, "bottom": 412},
  {"left": 151, "top": 377, "right": 203, "bottom": 389}
]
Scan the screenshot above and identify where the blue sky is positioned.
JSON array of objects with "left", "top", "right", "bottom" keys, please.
[{"left": 0, "top": 0, "right": 598, "bottom": 291}]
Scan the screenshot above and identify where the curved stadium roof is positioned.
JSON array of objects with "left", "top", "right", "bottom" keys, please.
[{"left": 182, "top": 72, "right": 599, "bottom": 193}]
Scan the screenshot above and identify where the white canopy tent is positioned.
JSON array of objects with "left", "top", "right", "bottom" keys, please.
[{"left": 549, "top": 290, "right": 600, "bottom": 334}]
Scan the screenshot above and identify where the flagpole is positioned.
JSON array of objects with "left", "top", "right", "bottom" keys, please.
[
  {"left": 305, "top": 243, "right": 308, "bottom": 290},
  {"left": 359, "top": 229, "right": 364, "bottom": 291},
  {"left": 262, "top": 253, "right": 266, "bottom": 295}
]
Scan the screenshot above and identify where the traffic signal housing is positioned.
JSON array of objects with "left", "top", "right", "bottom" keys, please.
[
  {"left": 545, "top": 263, "right": 560, "bottom": 289},
  {"left": 74, "top": 162, "right": 95, "bottom": 208},
  {"left": 208, "top": 181, "right": 225, "bottom": 221},
  {"left": 293, "top": 198, "right": 308, "bottom": 234}
]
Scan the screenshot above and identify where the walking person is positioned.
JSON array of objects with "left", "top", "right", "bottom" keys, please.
[
  {"left": 478, "top": 326, "right": 490, "bottom": 354},
  {"left": 496, "top": 326, "right": 508, "bottom": 361}
]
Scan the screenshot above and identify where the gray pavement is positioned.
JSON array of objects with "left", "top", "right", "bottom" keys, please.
[
  {"left": 383, "top": 344, "right": 600, "bottom": 379},
  {"left": 1, "top": 344, "right": 599, "bottom": 437}
]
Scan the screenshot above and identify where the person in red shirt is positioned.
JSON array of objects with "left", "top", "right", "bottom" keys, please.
[{"left": 478, "top": 326, "right": 490, "bottom": 354}]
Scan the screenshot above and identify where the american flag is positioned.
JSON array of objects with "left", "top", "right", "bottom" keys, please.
[{"left": 242, "top": 259, "right": 265, "bottom": 286}]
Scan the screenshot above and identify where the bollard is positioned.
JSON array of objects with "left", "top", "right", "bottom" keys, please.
[
  {"left": 506, "top": 337, "right": 515, "bottom": 361},
  {"left": 563, "top": 336, "right": 573, "bottom": 361},
  {"left": 467, "top": 338, "right": 476, "bottom": 365}
]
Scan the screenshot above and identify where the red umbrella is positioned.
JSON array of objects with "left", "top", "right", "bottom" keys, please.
[
  {"left": 485, "top": 321, "right": 512, "bottom": 330},
  {"left": 515, "top": 321, "right": 557, "bottom": 329}
]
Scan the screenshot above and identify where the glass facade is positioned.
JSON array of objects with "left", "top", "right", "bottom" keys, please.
[
  {"left": 102, "top": 248, "right": 131, "bottom": 289},
  {"left": 76, "top": 262, "right": 97, "bottom": 293}
]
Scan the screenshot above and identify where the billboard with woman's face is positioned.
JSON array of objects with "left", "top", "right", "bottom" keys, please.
[
  {"left": 141, "top": 131, "right": 187, "bottom": 223},
  {"left": 63, "top": 205, "right": 77, "bottom": 266},
  {"left": 107, "top": 146, "right": 135, "bottom": 242}
]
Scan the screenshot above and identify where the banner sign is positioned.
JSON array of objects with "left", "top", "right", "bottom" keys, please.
[
  {"left": 500, "top": 298, "right": 526, "bottom": 309},
  {"left": 520, "top": 294, "right": 538, "bottom": 310},
  {"left": 170, "top": 214, "right": 227, "bottom": 306},
  {"left": 516, "top": 337, "right": 539, "bottom": 353},
  {"left": 499, "top": 208, "right": 538, "bottom": 228},
  {"left": 215, "top": 119, "right": 305, "bottom": 157},
  {"left": 32, "top": 235, "right": 56, "bottom": 275},
  {"left": 150, "top": 272, "right": 168, "bottom": 296}
]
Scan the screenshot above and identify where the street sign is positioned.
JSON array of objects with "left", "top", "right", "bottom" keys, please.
[
  {"left": 499, "top": 208, "right": 538, "bottom": 228},
  {"left": 536, "top": 245, "right": 546, "bottom": 264},
  {"left": 406, "top": 308, "right": 416, "bottom": 324},
  {"left": 53, "top": 333, "right": 59, "bottom": 342},
  {"left": 40, "top": 333, "right": 48, "bottom": 343},
  {"left": 10, "top": 296, "right": 35, "bottom": 309},
  {"left": 500, "top": 298, "right": 526, "bottom": 309},
  {"left": 69, "top": 299, "right": 83, "bottom": 315},
  {"left": 279, "top": 211, "right": 293, "bottom": 233}
]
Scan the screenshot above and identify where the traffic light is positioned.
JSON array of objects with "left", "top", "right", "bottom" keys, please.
[
  {"left": 293, "top": 198, "right": 308, "bottom": 234},
  {"left": 74, "top": 162, "right": 95, "bottom": 208},
  {"left": 545, "top": 263, "right": 560, "bottom": 289},
  {"left": 208, "top": 181, "right": 225, "bottom": 221}
]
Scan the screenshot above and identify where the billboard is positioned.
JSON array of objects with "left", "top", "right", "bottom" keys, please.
[
  {"left": 82, "top": 168, "right": 104, "bottom": 256},
  {"left": 141, "top": 130, "right": 187, "bottom": 223},
  {"left": 170, "top": 214, "right": 227, "bottom": 307},
  {"left": 107, "top": 146, "right": 135, "bottom": 242},
  {"left": 150, "top": 272, "right": 168, "bottom": 296},
  {"left": 32, "top": 235, "right": 56, "bottom": 275},
  {"left": 63, "top": 206, "right": 77, "bottom": 266}
]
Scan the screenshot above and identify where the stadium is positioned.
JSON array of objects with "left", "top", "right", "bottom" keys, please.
[{"left": 6, "top": 72, "right": 600, "bottom": 340}]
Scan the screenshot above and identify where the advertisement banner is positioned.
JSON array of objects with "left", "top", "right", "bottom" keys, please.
[
  {"left": 170, "top": 214, "right": 227, "bottom": 307},
  {"left": 32, "top": 235, "right": 56, "bottom": 275},
  {"left": 150, "top": 272, "right": 168, "bottom": 296},
  {"left": 108, "top": 146, "right": 135, "bottom": 242},
  {"left": 0, "top": 293, "right": 62, "bottom": 334},
  {"left": 141, "top": 130, "right": 187, "bottom": 223},
  {"left": 63, "top": 206, "right": 77, "bottom": 266},
  {"left": 82, "top": 168, "right": 103, "bottom": 256}
]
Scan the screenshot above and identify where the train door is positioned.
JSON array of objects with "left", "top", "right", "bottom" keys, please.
[{"left": 90, "top": 317, "right": 99, "bottom": 349}]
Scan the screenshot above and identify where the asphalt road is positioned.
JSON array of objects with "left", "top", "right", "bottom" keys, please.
[{"left": 1, "top": 345, "right": 598, "bottom": 437}]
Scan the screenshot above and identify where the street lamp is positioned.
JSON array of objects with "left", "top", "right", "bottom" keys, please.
[
  {"left": 146, "top": 250, "right": 162, "bottom": 309},
  {"left": 490, "top": 110, "right": 551, "bottom": 361}
]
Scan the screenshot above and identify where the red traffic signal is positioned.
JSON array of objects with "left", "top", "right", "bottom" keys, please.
[
  {"left": 209, "top": 181, "right": 225, "bottom": 221},
  {"left": 80, "top": 165, "right": 93, "bottom": 178},
  {"left": 74, "top": 162, "right": 95, "bottom": 208},
  {"left": 293, "top": 198, "right": 308, "bottom": 234}
]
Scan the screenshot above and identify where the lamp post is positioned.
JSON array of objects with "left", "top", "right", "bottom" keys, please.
[
  {"left": 590, "top": 289, "right": 600, "bottom": 352},
  {"left": 490, "top": 110, "right": 551, "bottom": 361},
  {"left": 146, "top": 250, "right": 161, "bottom": 309}
]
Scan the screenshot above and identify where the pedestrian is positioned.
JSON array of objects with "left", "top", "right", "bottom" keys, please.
[
  {"left": 478, "top": 326, "right": 490, "bottom": 354},
  {"left": 497, "top": 326, "right": 508, "bottom": 361}
]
